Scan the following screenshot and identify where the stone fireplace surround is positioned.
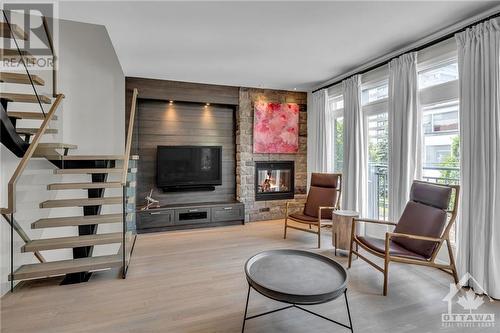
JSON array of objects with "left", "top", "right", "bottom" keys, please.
[{"left": 236, "top": 88, "right": 307, "bottom": 222}]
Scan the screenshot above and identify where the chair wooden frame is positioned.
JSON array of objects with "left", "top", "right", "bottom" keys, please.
[
  {"left": 284, "top": 174, "right": 342, "bottom": 248},
  {"left": 347, "top": 181, "right": 460, "bottom": 296}
]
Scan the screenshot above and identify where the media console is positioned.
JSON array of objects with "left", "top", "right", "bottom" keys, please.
[{"left": 136, "top": 201, "right": 245, "bottom": 233}]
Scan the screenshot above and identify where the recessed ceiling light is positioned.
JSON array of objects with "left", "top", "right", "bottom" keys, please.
[
  {"left": 206, "top": 103, "right": 210, "bottom": 106},
  {"left": 169, "top": 100, "right": 174, "bottom": 104}
]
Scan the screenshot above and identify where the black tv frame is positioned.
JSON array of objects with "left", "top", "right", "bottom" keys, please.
[{"left": 156, "top": 145, "right": 222, "bottom": 192}]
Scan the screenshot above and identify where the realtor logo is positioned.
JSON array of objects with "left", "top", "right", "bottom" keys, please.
[
  {"left": 442, "top": 272, "right": 495, "bottom": 328},
  {"left": 1, "top": 2, "right": 58, "bottom": 70}
]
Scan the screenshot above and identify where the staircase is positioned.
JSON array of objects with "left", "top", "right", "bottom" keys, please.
[{"left": 1, "top": 10, "right": 138, "bottom": 290}]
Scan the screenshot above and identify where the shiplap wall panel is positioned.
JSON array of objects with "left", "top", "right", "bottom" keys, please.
[{"left": 137, "top": 100, "right": 236, "bottom": 206}]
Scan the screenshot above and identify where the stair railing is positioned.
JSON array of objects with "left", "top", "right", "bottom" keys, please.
[
  {"left": 2, "top": 93, "right": 64, "bottom": 292},
  {"left": 4, "top": 94, "right": 64, "bottom": 215},
  {"left": 121, "top": 88, "right": 138, "bottom": 278}
]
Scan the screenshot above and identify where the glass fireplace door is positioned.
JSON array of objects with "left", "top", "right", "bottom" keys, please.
[{"left": 255, "top": 161, "right": 294, "bottom": 201}]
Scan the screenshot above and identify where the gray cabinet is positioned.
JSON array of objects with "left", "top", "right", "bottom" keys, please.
[
  {"left": 175, "top": 207, "right": 211, "bottom": 224},
  {"left": 137, "top": 201, "right": 244, "bottom": 232},
  {"left": 137, "top": 209, "right": 174, "bottom": 229},
  {"left": 212, "top": 205, "right": 244, "bottom": 222}
]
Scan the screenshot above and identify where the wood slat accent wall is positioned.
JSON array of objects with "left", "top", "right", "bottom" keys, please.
[
  {"left": 125, "top": 78, "right": 240, "bottom": 207},
  {"left": 137, "top": 100, "right": 236, "bottom": 205}
]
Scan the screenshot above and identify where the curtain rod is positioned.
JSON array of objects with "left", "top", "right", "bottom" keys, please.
[{"left": 312, "top": 10, "right": 500, "bottom": 94}]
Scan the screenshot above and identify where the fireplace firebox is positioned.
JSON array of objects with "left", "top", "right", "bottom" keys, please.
[{"left": 255, "top": 161, "right": 295, "bottom": 201}]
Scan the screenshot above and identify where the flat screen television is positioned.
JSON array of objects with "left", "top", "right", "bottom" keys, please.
[{"left": 157, "top": 145, "right": 222, "bottom": 190}]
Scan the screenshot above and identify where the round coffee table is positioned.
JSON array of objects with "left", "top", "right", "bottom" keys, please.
[{"left": 242, "top": 249, "right": 353, "bottom": 332}]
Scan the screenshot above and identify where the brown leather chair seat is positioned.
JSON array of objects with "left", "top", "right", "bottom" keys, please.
[
  {"left": 357, "top": 236, "right": 427, "bottom": 260},
  {"left": 288, "top": 212, "right": 319, "bottom": 224}
]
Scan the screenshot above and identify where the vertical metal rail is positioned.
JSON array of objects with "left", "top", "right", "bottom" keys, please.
[{"left": 2, "top": 10, "right": 46, "bottom": 116}]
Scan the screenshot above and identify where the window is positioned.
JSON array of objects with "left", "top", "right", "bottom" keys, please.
[
  {"left": 362, "top": 79, "right": 389, "bottom": 220},
  {"left": 421, "top": 101, "right": 460, "bottom": 183},
  {"left": 362, "top": 81, "right": 388, "bottom": 105},
  {"left": 366, "top": 112, "right": 389, "bottom": 220},
  {"left": 418, "top": 60, "right": 459, "bottom": 89},
  {"left": 329, "top": 95, "right": 344, "bottom": 112},
  {"left": 333, "top": 116, "right": 344, "bottom": 173},
  {"left": 328, "top": 93, "right": 344, "bottom": 173},
  {"left": 423, "top": 109, "right": 459, "bottom": 134},
  {"left": 418, "top": 57, "right": 459, "bottom": 243}
]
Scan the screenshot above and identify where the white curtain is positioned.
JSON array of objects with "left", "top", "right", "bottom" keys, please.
[
  {"left": 387, "top": 52, "right": 421, "bottom": 221},
  {"left": 342, "top": 75, "right": 366, "bottom": 214},
  {"left": 307, "top": 89, "right": 329, "bottom": 183},
  {"left": 456, "top": 18, "right": 500, "bottom": 298}
]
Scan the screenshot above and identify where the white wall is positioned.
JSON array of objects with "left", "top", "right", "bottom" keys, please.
[
  {"left": 58, "top": 19, "right": 125, "bottom": 154},
  {"left": 0, "top": 18, "right": 124, "bottom": 296}
]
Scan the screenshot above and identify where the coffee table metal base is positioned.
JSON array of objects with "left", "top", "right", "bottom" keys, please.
[{"left": 241, "top": 284, "right": 354, "bottom": 332}]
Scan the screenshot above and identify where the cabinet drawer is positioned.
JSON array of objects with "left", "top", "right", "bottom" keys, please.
[
  {"left": 137, "top": 209, "right": 174, "bottom": 229},
  {"left": 212, "top": 205, "right": 244, "bottom": 222},
  {"left": 175, "top": 207, "right": 211, "bottom": 224}
]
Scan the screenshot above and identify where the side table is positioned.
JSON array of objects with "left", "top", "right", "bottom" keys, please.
[{"left": 332, "top": 210, "right": 359, "bottom": 256}]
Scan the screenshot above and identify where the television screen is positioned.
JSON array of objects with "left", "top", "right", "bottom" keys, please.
[{"left": 157, "top": 146, "right": 222, "bottom": 188}]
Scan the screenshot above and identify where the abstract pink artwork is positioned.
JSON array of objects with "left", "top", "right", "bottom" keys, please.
[{"left": 253, "top": 101, "right": 299, "bottom": 153}]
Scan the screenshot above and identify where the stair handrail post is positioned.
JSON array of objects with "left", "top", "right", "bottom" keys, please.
[
  {"left": 122, "top": 88, "right": 138, "bottom": 186},
  {"left": 6, "top": 94, "right": 64, "bottom": 214},
  {"left": 121, "top": 88, "right": 138, "bottom": 278}
]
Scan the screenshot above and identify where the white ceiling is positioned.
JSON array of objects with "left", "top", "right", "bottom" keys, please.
[{"left": 59, "top": 1, "right": 499, "bottom": 91}]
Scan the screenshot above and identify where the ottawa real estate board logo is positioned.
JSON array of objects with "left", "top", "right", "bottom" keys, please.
[
  {"left": 442, "top": 273, "right": 495, "bottom": 328},
  {"left": 1, "top": 2, "right": 58, "bottom": 71}
]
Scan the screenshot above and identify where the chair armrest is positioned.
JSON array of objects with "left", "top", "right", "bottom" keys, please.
[
  {"left": 318, "top": 206, "right": 335, "bottom": 221},
  {"left": 386, "top": 232, "right": 443, "bottom": 243},
  {"left": 351, "top": 218, "right": 396, "bottom": 239},
  {"left": 353, "top": 218, "right": 397, "bottom": 226}
]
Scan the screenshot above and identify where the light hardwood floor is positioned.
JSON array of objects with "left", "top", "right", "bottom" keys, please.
[{"left": 1, "top": 220, "right": 499, "bottom": 332}]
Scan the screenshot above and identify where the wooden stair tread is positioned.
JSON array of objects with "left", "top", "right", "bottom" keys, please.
[
  {"left": 32, "top": 213, "right": 123, "bottom": 229},
  {"left": 9, "top": 254, "right": 123, "bottom": 281},
  {"left": 32, "top": 143, "right": 77, "bottom": 158},
  {"left": 22, "top": 232, "right": 123, "bottom": 252},
  {"left": 0, "top": 49, "right": 34, "bottom": 60},
  {"left": 16, "top": 127, "right": 57, "bottom": 135},
  {"left": 37, "top": 143, "right": 77, "bottom": 149},
  {"left": 7, "top": 111, "right": 57, "bottom": 120},
  {"left": 0, "top": 22, "right": 28, "bottom": 40},
  {"left": 47, "top": 182, "right": 122, "bottom": 190},
  {"left": 40, "top": 197, "right": 122, "bottom": 208},
  {"left": 54, "top": 168, "right": 123, "bottom": 174},
  {"left": 0, "top": 93, "right": 51, "bottom": 104},
  {"left": 62, "top": 155, "right": 124, "bottom": 161},
  {"left": 0, "top": 72, "right": 45, "bottom": 85}
]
